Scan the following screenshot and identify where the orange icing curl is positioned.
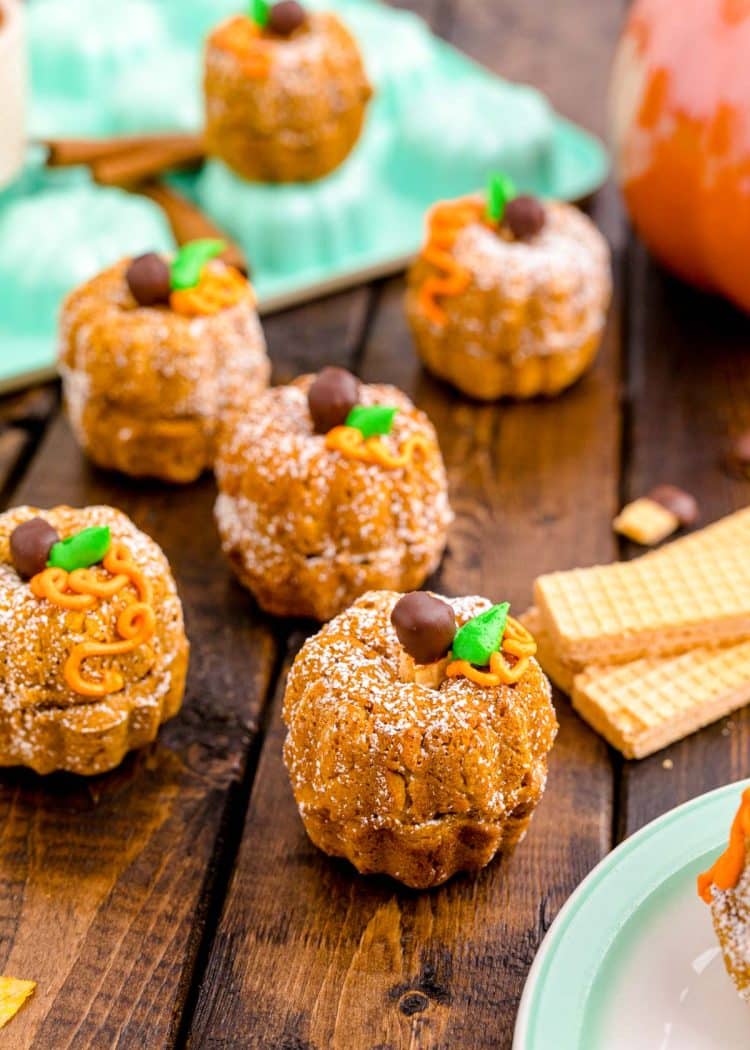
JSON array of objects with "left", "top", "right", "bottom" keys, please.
[
  {"left": 698, "top": 787, "right": 750, "bottom": 903},
  {"left": 418, "top": 199, "right": 488, "bottom": 326},
  {"left": 212, "top": 16, "right": 272, "bottom": 78},
  {"left": 170, "top": 265, "right": 251, "bottom": 318},
  {"left": 325, "top": 425, "right": 430, "bottom": 469},
  {"left": 446, "top": 616, "right": 537, "bottom": 687},
  {"left": 30, "top": 543, "right": 156, "bottom": 698}
]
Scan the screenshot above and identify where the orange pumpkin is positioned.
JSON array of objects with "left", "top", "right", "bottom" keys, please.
[{"left": 610, "top": 0, "right": 750, "bottom": 310}]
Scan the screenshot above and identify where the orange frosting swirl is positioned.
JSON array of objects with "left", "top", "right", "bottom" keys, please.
[
  {"left": 698, "top": 787, "right": 750, "bottom": 903},
  {"left": 418, "top": 199, "right": 488, "bottom": 326},
  {"left": 170, "top": 266, "right": 252, "bottom": 318},
  {"left": 29, "top": 543, "right": 156, "bottom": 698},
  {"left": 212, "top": 16, "right": 272, "bottom": 78},
  {"left": 325, "top": 425, "right": 431, "bottom": 469}
]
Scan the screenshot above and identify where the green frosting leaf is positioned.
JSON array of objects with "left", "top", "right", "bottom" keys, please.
[
  {"left": 486, "top": 173, "right": 517, "bottom": 223},
  {"left": 48, "top": 526, "right": 111, "bottom": 573},
  {"left": 451, "top": 603, "right": 510, "bottom": 666},
  {"left": 345, "top": 405, "right": 398, "bottom": 439},
  {"left": 170, "top": 239, "right": 226, "bottom": 291},
  {"left": 250, "top": 0, "right": 270, "bottom": 27}
]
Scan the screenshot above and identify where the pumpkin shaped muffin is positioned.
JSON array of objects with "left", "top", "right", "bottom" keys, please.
[
  {"left": 0, "top": 505, "right": 189, "bottom": 775},
  {"left": 699, "top": 786, "right": 750, "bottom": 1000},
  {"left": 405, "top": 175, "right": 612, "bottom": 400},
  {"left": 214, "top": 368, "right": 452, "bottom": 620},
  {"left": 283, "top": 590, "right": 557, "bottom": 888},
  {"left": 59, "top": 240, "right": 270, "bottom": 483},
  {"left": 204, "top": 1, "right": 373, "bottom": 182}
]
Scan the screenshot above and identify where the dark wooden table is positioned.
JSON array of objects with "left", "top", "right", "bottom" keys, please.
[{"left": 2, "top": 0, "right": 750, "bottom": 1046}]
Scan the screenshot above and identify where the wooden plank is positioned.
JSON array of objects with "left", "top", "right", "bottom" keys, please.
[
  {"left": 264, "top": 287, "right": 373, "bottom": 385},
  {"left": 0, "top": 414, "right": 279, "bottom": 1049},
  {"left": 0, "top": 285, "right": 371, "bottom": 1046},
  {"left": 619, "top": 245, "right": 750, "bottom": 836},
  {"left": 188, "top": 1, "right": 624, "bottom": 1042},
  {"left": 0, "top": 385, "right": 58, "bottom": 428},
  {"left": 0, "top": 428, "right": 33, "bottom": 498},
  {"left": 187, "top": 264, "right": 621, "bottom": 1050}
]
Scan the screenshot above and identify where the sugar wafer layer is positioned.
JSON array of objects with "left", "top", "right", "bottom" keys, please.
[
  {"left": 534, "top": 507, "right": 750, "bottom": 669},
  {"left": 571, "top": 642, "right": 750, "bottom": 759},
  {"left": 520, "top": 606, "right": 575, "bottom": 694}
]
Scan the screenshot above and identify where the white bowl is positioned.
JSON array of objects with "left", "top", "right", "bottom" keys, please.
[{"left": 0, "top": 0, "right": 26, "bottom": 189}]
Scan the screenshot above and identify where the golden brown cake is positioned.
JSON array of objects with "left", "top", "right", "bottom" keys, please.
[
  {"left": 59, "top": 244, "right": 269, "bottom": 483},
  {"left": 405, "top": 181, "right": 612, "bottom": 400},
  {"left": 283, "top": 590, "right": 557, "bottom": 888},
  {"left": 204, "top": 2, "right": 372, "bottom": 182},
  {"left": 0, "top": 505, "right": 189, "bottom": 775},
  {"left": 699, "top": 787, "right": 750, "bottom": 1000},
  {"left": 214, "top": 368, "right": 452, "bottom": 620}
]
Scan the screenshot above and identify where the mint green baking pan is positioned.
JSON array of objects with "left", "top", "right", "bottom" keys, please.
[{"left": 0, "top": 0, "right": 608, "bottom": 393}]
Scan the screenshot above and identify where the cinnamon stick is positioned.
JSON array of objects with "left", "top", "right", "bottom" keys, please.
[
  {"left": 92, "top": 135, "right": 206, "bottom": 188},
  {"left": 139, "top": 182, "right": 249, "bottom": 275},
  {"left": 41, "top": 132, "right": 205, "bottom": 170}
]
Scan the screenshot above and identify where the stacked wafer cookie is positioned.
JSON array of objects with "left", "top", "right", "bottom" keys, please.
[{"left": 522, "top": 507, "right": 750, "bottom": 759}]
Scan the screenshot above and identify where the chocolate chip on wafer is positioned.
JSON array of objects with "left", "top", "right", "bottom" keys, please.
[
  {"left": 648, "top": 484, "right": 699, "bottom": 527},
  {"left": 724, "top": 431, "right": 750, "bottom": 479}
]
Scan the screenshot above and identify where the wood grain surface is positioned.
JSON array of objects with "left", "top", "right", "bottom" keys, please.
[
  {"left": 187, "top": 1, "right": 622, "bottom": 1047},
  {"left": 2, "top": 0, "right": 748, "bottom": 1047},
  {"left": 617, "top": 246, "right": 750, "bottom": 837}
]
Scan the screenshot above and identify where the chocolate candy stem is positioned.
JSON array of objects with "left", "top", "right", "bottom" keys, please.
[
  {"left": 10, "top": 518, "right": 60, "bottom": 579},
  {"left": 308, "top": 368, "right": 360, "bottom": 434},
  {"left": 504, "top": 195, "right": 546, "bottom": 239},
  {"left": 268, "top": 0, "right": 307, "bottom": 35},
  {"left": 126, "top": 253, "right": 172, "bottom": 307},
  {"left": 391, "top": 592, "right": 456, "bottom": 665}
]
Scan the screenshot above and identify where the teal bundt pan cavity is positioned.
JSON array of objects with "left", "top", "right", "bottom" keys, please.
[{"left": 4, "top": 0, "right": 608, "bottom": 390}]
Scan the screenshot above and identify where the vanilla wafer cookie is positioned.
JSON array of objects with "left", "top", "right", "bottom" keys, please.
[
  {"left": 520, "top": 607, "right": 576, "bottom": 694},
  {"left": 572, "top": 642, "right": 750, "bottom": 759},
  {"left": 535, "top": 507, "right": 750, "bottom": 668}
]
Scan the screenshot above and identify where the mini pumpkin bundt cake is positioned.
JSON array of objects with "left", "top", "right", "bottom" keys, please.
[
  {"left": 699, "top": 786, "right": 750, "bottom": 1000},
  {"left": 204, "top": 0, "right": 373, "bottom": 182},
  {"left": 59, "top": 239, "right": 270, "bottom": 483},
  {"left": 405, "top": 174, "right": 612, "bottom": 400},
  {"left": 0, "top": 505, "right": 189, "bottom": 775},
  {"left": 283, "top": 590, "right": 557, "bottom": 888},
  {"left": 214, "top": 367, "right": 452, "bottom": 620}
]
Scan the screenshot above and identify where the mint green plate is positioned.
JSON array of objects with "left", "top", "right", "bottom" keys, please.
[
  {"left": 514, "top": 781, "right": 750, "bottom": 1050},
  {"left": 1, "top": 0, "right": 608, "bottom": 393}
]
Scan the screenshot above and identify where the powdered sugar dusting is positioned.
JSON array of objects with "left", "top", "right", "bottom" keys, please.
[
  {"left": 710, "top": 843, "right": 750, "bottom": 999},
  {"left": 0, "top": 505, "right": 188, "bottom": 771},
  {"left": 206, "top": 11, "right": 368, "bottom": 117},
  {"left": 441, "top": 199, "right": 611, "bottom": 362},
  {"left": 59, "top": 257, "right": 269, "bottom": 425},
  {"left": 281, "top": 589, "right": 557, "bottom": 886},
  {"left": 214, "top": 377, "right": 452, "bottom": 620}
]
